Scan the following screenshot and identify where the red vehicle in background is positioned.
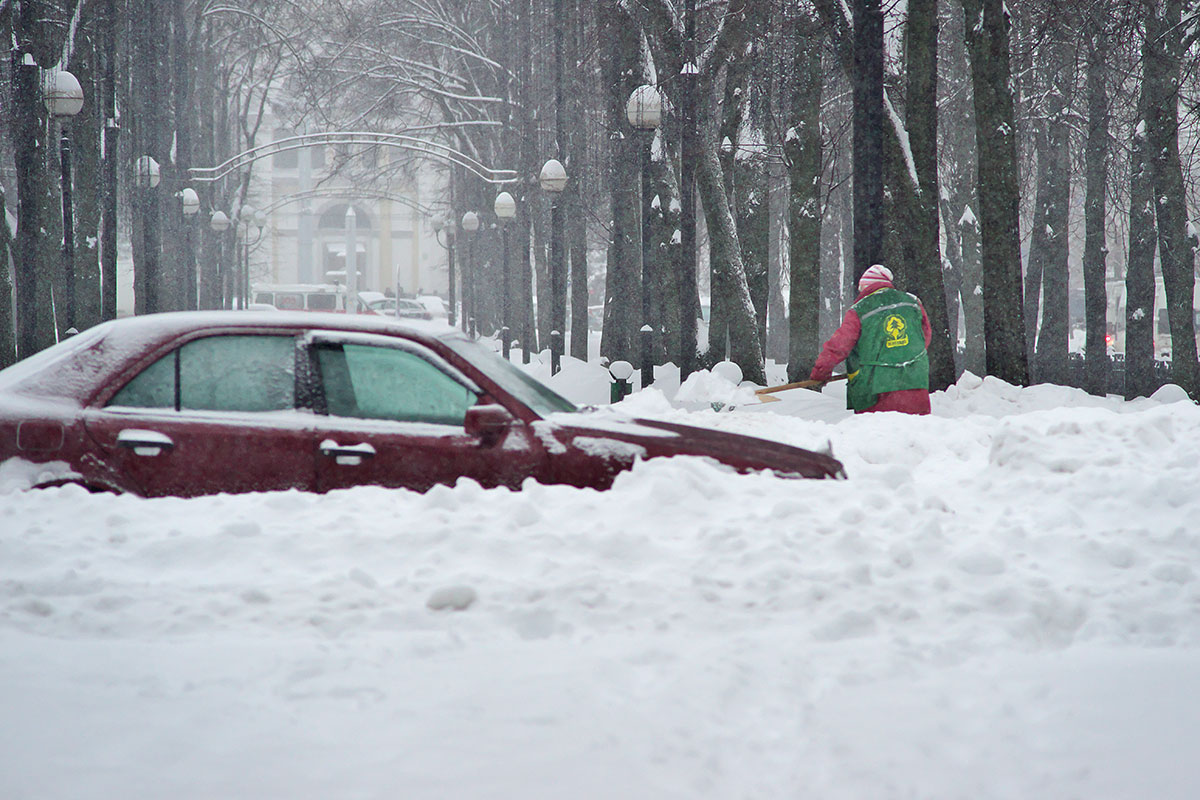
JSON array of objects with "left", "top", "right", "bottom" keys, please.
[
  {"left": 0, "top": 311, "right": 845, "bottom": 497},
  {"left": 252, "top": 283, "right": 347, "bottom": 312}
]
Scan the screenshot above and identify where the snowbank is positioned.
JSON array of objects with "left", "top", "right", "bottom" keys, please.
[{"left": 2, "top": 373, "right": 1198, "bottom": 799}]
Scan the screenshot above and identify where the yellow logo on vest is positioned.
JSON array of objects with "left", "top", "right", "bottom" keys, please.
[{"left": 884, "top": 315, "right": 909, "bottom": 348}]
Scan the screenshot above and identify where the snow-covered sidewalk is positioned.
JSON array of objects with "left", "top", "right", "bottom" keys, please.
[{"left": 2, "top": 373, "right": 1198, "bottom": 799}]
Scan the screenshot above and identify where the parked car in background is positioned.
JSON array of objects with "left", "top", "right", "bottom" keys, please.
[
  {"left": 415, "top": 295, "right": 449, "bottom": 322},
  {"left": 356, "top": 291, "right": 434, "bottom": 320},
  {"left": 0, "top": 312, "right": 845, "bottom": 497}
]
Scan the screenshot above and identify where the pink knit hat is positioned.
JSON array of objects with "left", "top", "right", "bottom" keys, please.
[{"left": 858, "top": 264, "right": 893, "bottom": 292}]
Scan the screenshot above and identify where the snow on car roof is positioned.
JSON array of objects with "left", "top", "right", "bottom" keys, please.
[{"left": 0, "top": 311, "right": 461, "bottom": 398}]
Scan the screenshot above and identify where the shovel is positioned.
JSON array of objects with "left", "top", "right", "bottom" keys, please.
[{"left": 752, "top": 373, "right": 848, "bottom": 403}]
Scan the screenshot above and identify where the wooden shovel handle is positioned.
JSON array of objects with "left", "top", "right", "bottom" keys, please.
[{"left": 754, "top": 373, "right": 848, "bottom": 396}]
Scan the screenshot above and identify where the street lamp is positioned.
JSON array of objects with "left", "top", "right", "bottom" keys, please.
[
  {"left": 46, "top": 69, "right": 84, "bottom": 335},
  {"left": 236, "top": 203, "right": 258, "bottom": 310},
  {"left": 432, "top": 215, "right": 456, "bottom": 327},
  {"left": 241, "top": 207, "right": 265, "bottom": 310},
  {"left": 608, "top": 359, "right": 634, "bottom": 403},
  {"left": 494, "top": 191, "right": 516, "bottom": 359},
  {"left": 540, "top": 158, "right": 567, "bottom": 374},
  {"left": 210, "top": 209, "right": 231, "bottom": 309},
  {"left": 627, "top": 84, "right": 663, "bottom": 388},
  {"left": 461, "top": 210, "right": 480, "bottom": 338},
  {"left": 177, "top": 187, "right": 200, "bottom": 310}
]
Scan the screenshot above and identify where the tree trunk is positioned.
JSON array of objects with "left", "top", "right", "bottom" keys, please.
[
  {"left": 567, "top": 0, "right": 589, "bottom": 361},
  {"left": 939, "top": 0, "right": 978, "bottom": 379},
  {"left": 940, "top": 199, "right": 963, "bottom": 366},
  {"left": 1024, "top": 128, "right": 1048, "bottom": 373},
  {"left": 196, "top": 32, "right": 222, "bottom": 311},
  {"left": 100, "top": 0, "right": 119, "bottom": 321},
  {"left": 70, "top": 14, "right": 103, "bottom": 331},
  {"left": 784, "top": 16, "right": 823, "bottom": 383},
  {"left": 10, "top": 48, "right": 58, "bottom": 356},
  {"left": 904, "top": 0, "right": 953, "bottom": 390},
  {"left": 851, "top": 0, "right": 884, "bottom": 277},
  {"left": 1124, "top": 96, "right": 1156, "bottom": 399},
  {"left": 598, "top": 0, "right": 643, "bottom": 363},
  {"left": 646, "top": 141, "right": 681, "bottom": 364},
  {"left": 0, "top": 184, "right": 15, "bottom": 368},
  {"left": 1082, "top": 26, "right": 1109, "bottom": 395},
  {"left": 1144, "top": 0, "right": 1199, "bottom": 398},
  {"left": 517, "top": 0, "right": 537, "bottom": 359},
  {"left": 736, "top": 157, "right": 769, "bottom": 361},
  {"left": 694, "top": 146, "right": 765, "bottom": 384},
  {"left": 710, "top": 49, "right": 753, "bottom": 364},
  {"left": 958, "top": 206, "right": 986, "bottom": 376},
  {"left": 172, "top": 0, "right": 197, "bottom": 311},
  {"left": 130, "top": 0, "right": 168, "bottom": 315},
  {"left": 960, "top": 0, "right": 1029, "bottom": 385},
  {"left": 1033, "top": 35, "right": 1073, "bottom": 385}
]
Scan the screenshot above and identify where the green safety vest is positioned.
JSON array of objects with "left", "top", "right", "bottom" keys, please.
[{"left": 845, "top": 288, "right": 930, "bottom": 411}]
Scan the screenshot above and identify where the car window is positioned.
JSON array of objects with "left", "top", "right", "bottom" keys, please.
[
  {"left": 108, "top": 352, "right": 175, "bottom": 407},
  {"left": 274, "top": 292, "right": 304, "bottom": 310},
  {"left": 315, "top": 343, "right": 475, "bottom": 425},
  {"left": 308, "top": 294, "right": 339, "bottom": 311},
  {"left": 107, "top": 335, "right": 295, "bottom": 412},
  {"left": 442, "top": 335, "right": 577, "bottom": 416}
]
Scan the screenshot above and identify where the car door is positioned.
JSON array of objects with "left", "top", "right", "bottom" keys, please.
[
  {"left": 83, "top": 332, "right": 314, "bottom": 497},
  {"left": 305, "top": 333, "right": 543, "bottom": 492}
]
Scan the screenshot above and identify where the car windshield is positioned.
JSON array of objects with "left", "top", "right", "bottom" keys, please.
[{"left": 442, "top": 336, "right": 577, "bottom": 417}]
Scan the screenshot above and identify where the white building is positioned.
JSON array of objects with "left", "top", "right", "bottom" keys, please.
[{"left": 250, "top": 129, "right": 448, "bottom": 299}]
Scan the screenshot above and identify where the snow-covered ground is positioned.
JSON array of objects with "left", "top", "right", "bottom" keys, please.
[{"left": 2, "top": 363, "right": 1199, "bottom": 800}]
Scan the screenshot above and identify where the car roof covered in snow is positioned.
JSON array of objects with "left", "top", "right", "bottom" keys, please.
[{"left": 0, "top": 311, "right": 461, "bottom": 400}]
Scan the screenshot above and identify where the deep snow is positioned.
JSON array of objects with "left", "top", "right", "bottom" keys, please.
[{"left": 2, "top": 363, "right": 1199, "bottom": 800}]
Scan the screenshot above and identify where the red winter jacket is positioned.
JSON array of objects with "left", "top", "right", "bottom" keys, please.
[{"left": 809, "top": 280, "right": 933, "bottom": 415}]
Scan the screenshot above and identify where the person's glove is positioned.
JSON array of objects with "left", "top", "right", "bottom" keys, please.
[{"left": 809, "top": 366, "right": 832, "bottom": 383}]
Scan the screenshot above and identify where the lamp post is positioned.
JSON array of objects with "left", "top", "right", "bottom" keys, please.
[
  {"left": 344, "top": 205, "right": 358, "bottom": 313},
  {"left": 627, "top": 84, "right": 663, "bottom": 389},
  {"left": 177, "top": 187, "right": 200, "bottom": 310},
  {"left": 494, "top": 191, "right": 516, "bottom": 359},
  {"left": 461, "top": 210, "right": 480, "bottom": 338},
  {"left": 246, "top": 209, "right": 265, "bottom": 308},
  {"left": 209, "top": 209, "right": 230, "bottom": 309},
  {"left": 237, "top": 204, "right": 258, "bottom": 310},
  {"left": 433, "top": 216, "right": 456, "bottom": 327},
  {"left": 134, "top": 155, "right": 161, "bottom": 314},
  {"left": 608, "top": 359, "right": 634, "bottom": 403},
  {"left": 46, "top": 69, "right": 85, "bottom": 335},
  {"left": 540, "top": 158, "right": 567, "bottom": 374}
]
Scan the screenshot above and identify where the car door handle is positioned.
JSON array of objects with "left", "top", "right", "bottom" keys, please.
[
  {"left": 319, "top": 439, "right": 376, "bottom": 465},
  {"left": 117, "top": 428, "right": 175, "bottom": 456}
]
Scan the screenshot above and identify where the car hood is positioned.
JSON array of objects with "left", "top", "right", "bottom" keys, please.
[{"left": 549, "top": 413, "right": 846, "bottom": 479}]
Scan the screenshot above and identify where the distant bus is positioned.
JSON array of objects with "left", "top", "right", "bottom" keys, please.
[{"left": 251, "top": 283, "right": 347, "bottom": 312}]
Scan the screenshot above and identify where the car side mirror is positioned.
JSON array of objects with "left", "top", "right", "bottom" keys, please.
[{"left": 464, "top": 403, "right": 515, "bottom": 445}]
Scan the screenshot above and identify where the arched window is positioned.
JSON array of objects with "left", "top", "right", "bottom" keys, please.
[{"left": 317, "top": 203, "right": 372, "bottom": 230}]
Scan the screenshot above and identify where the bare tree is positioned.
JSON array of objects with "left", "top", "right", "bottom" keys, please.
[{"left": 960, "top": 0, "right": 1029, "bottom": 385}]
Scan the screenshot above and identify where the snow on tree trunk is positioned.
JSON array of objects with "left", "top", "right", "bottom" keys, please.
[
  {"left": 1144, "top": 0, "right": 1199, "bottom": 399},
  {"left": 961, "top": 0, "right": 1030, "bottom": 386},
  {"left": 598, "top": 0, "right": 643, "bottom": 364},
  {"left": 784, "top": 13, "right": 823, "bottom": 383},
  {"left": 695, "top": 145, "right": 765, "bottom": 384}
]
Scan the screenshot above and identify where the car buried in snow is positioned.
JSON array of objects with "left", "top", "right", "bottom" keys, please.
[{"left": 0, "top": 312, "right": 845, "bottom": 497}]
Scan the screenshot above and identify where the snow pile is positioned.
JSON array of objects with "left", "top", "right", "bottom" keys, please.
[{"left": 2, "top": 374, "right": 1199, "bottom": 799}]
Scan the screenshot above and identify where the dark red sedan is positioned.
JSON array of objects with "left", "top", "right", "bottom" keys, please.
[{"left": 0, "top": 312, "right": 844, "bottom": 496}]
